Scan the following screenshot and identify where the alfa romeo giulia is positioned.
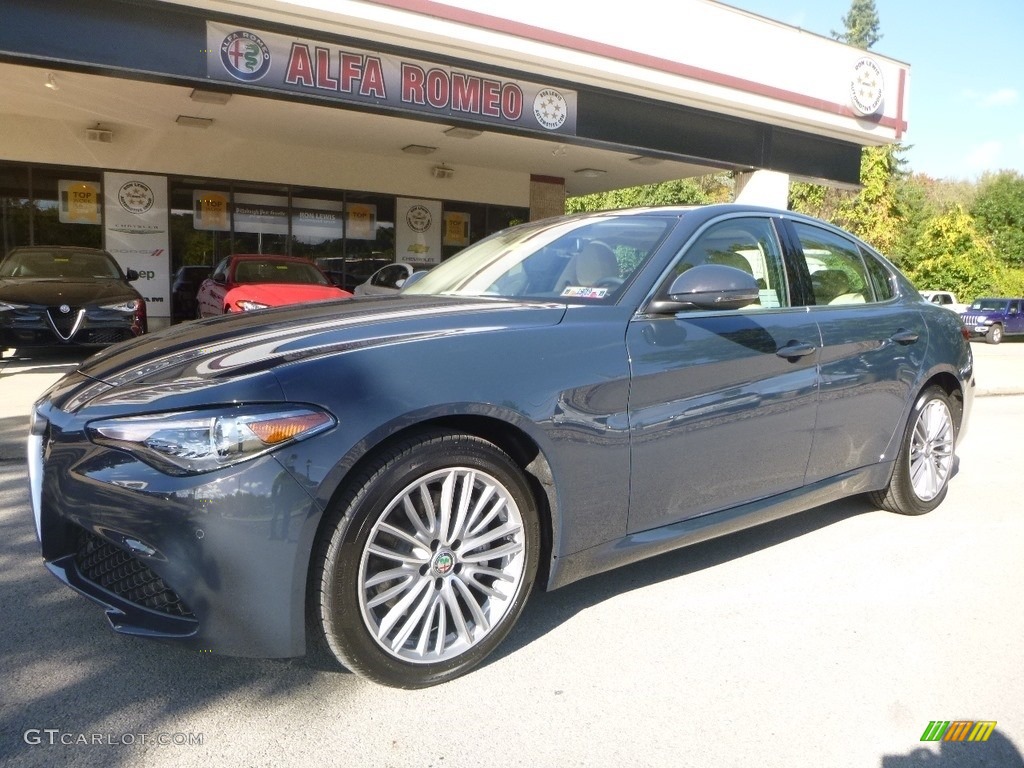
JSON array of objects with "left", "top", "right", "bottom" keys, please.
[{"left": 29, "top": 205, "right": 973, "bottom": 688}]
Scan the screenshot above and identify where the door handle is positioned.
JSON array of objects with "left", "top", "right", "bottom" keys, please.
[
  {"left": 890, "top": 328, "right": 919, "bottom": 345},
  {"left": 775, "top": 341, "right": 816, "bottom": 360}
]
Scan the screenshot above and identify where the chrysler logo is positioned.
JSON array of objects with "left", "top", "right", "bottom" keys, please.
[{"left": 59, "top": 304, "right": 71, "bottom": 314}]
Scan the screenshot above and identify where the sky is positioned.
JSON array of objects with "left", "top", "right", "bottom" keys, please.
[{"left": 724, "top": 0, "right": 1024, "bottom": 180}]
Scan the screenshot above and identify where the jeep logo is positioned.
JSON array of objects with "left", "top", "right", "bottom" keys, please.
[{"left": 132, "top": 269, "right": 157, "bottom": 280}]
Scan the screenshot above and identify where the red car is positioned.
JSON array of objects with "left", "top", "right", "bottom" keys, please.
[{"left": 196, "top": 254, "right": 351, "bottom": 317}]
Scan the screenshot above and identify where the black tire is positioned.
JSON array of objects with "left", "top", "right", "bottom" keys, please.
[
  {"left": 986, "top": 324, "right": 1003, "bottom": 344},
  {"left": 869, "top": 386, "right": 957, "bottom": 515},
  {"left": 310, "top": 430, "right": 540, "bottom": 688}
]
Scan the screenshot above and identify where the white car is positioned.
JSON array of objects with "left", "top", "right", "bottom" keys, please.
[
  {"left": 353, "top": 262, "right": 424, "bottom": 296},
  {"left": 920, "top": 290, "right": 968, "bottom": 314}
]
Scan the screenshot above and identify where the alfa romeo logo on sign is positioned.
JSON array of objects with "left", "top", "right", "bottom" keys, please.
[
  {"left": 220, "top": 30, "right": 272, "bottom": 82},
  {"left": 534, "top": 88, "right": 568, "bottom": 130},
  {"left": 406, "top": 205, "right": 432, "bottom": 233},
  {"left": 118, "top": 181, "right": 155, "bottom": 215},
  {"left": 850, "top": 57, "right": 884, "bottom": 116}
]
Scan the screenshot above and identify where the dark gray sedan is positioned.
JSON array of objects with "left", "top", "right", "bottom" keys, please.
[{"left": 28, "top": 205, "right": 973, "bottom": 688}]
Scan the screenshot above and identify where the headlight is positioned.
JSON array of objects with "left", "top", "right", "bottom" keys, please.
[
  {"left": 87, "top": 405, "right": 335, "bottom": 475},
  {"left": 0, "top": 301, "right": 29, "bottom": 312},
  {"left": 101, "top": 299, "right": 141, "bottom": 313},
  {"left": 236, "top": 300, "right": 270, "bottom": 311}
]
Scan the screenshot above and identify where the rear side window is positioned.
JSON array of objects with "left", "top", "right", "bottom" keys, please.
[
  {"left": 664, "top": 217, "right": 789, "bottom": 310},
  {"left": 861, "top": 246, "right": 895, "bottom": 301},
  {"left": 791, "top": 222, "right": 873, "bottom": 305}
]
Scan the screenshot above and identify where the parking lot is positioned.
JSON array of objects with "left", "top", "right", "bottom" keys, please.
[{"left": 1, "top": 342, "right": 1022, "bottom": 767}]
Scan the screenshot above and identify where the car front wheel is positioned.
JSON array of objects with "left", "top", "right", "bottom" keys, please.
[
  {"left": 869, "top": 386, "right": 957, "bottom": 515},
  {"left": 986, "top": 323, "right": 1003, "bottom": 344},
  {"left": 310, "top": 430, "right": 540, "bottom": 688}
]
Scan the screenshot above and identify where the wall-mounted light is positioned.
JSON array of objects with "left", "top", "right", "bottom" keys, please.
[
  {"left": 189, "top": 88, "right": 231, "bottom": 105},
  {"left": 444, "top": 126, "right": 482, "bottom": 139},
  {"left": 431, "top": 164, "right": 455, "bottom": 179},
  {"left": 176, "top": 115, "right": 214, "bottom": 128},
  {"left": 85, "top": 124, "right": 113, "bottom": 143},
  {"left": 574, "top": 168, "right": 607, "bottom": 178},
  {"left": 45, "top": 73, "right": 59, "bottom": 91},
  {"left": 402, "top": 144, "right": 437, "bottom": 155}
]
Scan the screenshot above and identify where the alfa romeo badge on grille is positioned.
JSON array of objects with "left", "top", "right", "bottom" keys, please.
[{"left": 59, "top": 304, "right": 71, "bottom": 314}]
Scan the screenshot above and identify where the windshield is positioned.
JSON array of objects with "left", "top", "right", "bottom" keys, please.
[
  {"left": 969, "top": 298, "right": 1009, "bottom": 311},
  {"left": 0, "top": 250, "right": 123, "bottom": 279},
  {"left": 402, "top": 214, "right": 674, "bottom": 303},
  {"left": 232, "top": 259, "right": 330, "bottom": 285}
]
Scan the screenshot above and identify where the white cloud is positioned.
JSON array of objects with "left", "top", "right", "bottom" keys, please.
[{"left": 981, "top": 88, "right": 1019, "bottom": 107}]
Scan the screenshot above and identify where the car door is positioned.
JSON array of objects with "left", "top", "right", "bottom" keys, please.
[
  {"left": 1007, "top": 299, "right": 1024, "bottom": 334},
  {"left": 197, "top": 257, "right": 229, "bottom": 317},
  {"left": 780, "top": 219, "right": 929, "bottom": 483},
  {"left": 626, "top": 214, "right": 820, "bottom": 532}
]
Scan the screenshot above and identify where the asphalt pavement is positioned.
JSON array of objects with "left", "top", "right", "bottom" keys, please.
[{"left": 0, "top": 340, "right": 1022, "bottom": 768}]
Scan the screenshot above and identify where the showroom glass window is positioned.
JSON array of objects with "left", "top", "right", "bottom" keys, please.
[
  {"left": 0, "top": 165, "right": 31, "bottom": 256},
  {"left": 170, "top": 180, "right": 233, "bottom": 273},
  {"left": 665, "top": 217, "right": 790, "bottom": 310},
  {"left": 24, "top": 168, "right": 104, "bottom": 250},
  {"left": 230, "top": 183, "right": 291, "bottom": 255},
  {"left": 790, "top": 222, "right": 875, "bottom": 305}
]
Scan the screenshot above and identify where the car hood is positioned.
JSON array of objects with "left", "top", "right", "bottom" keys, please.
[
  {"left": 53, "top": 295, "right": 566, "bottom": 411},
  {"left": 226, "top": 283, "right": 349, "bottom": 305},
  {"left": 0, "top": 278, "right": 139, "bottom": 305}
]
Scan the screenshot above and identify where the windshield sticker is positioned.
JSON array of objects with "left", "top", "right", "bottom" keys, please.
[{"left": 561, "top": 286, "right": 608, "bottom": 299}]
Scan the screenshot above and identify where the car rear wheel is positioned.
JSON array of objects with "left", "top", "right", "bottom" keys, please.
[
  {"left": 986, "top": 323, "right": 1003, "bottom": 344},
  {"left": 869, "top": 386, "right": 956, "bottom": 515},
  {"left": 310, "top": 430, "right": 540, "bottom": 688}
]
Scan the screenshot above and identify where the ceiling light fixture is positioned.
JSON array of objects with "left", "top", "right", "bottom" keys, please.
[
  {"left": 45, "top": 73, "right": 59, "bottom": 91},
  {"left": 176, "top": 115, "right": 214, "bottom": 128},
  {"left": 574, "top": 168, "right": 607, "bottom": 178},
  {"left": 189, "top": 88, "right": 231, "bottom": 105},
  {"left": 444, "top": 126, "right": 482, "bottom": 139},
  {"left": 85, "top": 124, "right": 113, "bottom": 143},
  {"left": 402, "top": 144, "right": 438, "bottom": 155}
]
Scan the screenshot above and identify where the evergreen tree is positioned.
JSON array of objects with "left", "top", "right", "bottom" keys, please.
[{"left": 831, "top": 0, "right": 882, "bottom": 49}]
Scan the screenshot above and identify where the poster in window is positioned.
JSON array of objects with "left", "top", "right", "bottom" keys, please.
[
  {"left": 59, "top": 180, "right": 101, "bottom": 224},
  {"left": 346, "top": 203, "right": 377, "bottom": 240},
  {"left": 443, "top": 212, "right": 470, "bottom": 247},
  {"left": 193, "top": 190, "right": 230, "bottom": 231},
  {"left": 396, "top": 198, "right": 442, "bottom": 264}
]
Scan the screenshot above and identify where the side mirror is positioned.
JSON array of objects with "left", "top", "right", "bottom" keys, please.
[
  {"left": 400, "top": 270, "right": 429, "bottom": 291},
  {"left": 126, "top": 268, "right": 140, "bottom": 282},
  {"left": 650, "top": 264, "right": 760, "bottom": 313}
]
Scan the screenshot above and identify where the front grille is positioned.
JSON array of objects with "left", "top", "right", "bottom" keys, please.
[
  {"left": 74, "top": 528, "right": 194, "bottom": 618},
  {"left": 80, "top": 328, "right": 134, "bottom": 345},
  {"left": 46, "top": 307, "right": 84, "bottom": 340}
]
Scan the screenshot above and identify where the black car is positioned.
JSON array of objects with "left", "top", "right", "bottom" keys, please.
[
  {"left": 0, "top": 246, "right": 147, "bottom": 351},
  {"left": 29, "top": 206, "right": 973, "bottom": 688},
  {"left": 170, "top": 265, "right": 213, "bottom": 322}
]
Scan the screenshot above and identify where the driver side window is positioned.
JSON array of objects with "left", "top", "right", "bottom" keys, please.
[{"left": 664, "top": 217, "right": 790, "bottom": 310}]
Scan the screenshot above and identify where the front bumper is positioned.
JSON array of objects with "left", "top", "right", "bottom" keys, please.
[{"left": 30, "top": 400, "right": 326, "bottom": 657}]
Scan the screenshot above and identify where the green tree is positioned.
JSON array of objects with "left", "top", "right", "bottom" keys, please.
[
  {"left": 831, "top": 0, "right": 882, "bottom": 48},
  {"left": 903, "top": 206, "right": 1002, "bottom": 299},
  {"left": 970, "top": 171, "right": 1024, "bottom": 267},
  {"left": 566, "top": 175, "right": 732, "bottom": 213}
]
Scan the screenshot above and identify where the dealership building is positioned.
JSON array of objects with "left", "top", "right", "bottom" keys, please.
[{"left": 0, "top": 0, "right": 909, "bottom": 328}]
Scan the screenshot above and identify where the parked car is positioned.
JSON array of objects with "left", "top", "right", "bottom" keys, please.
[
  {"left": 196, "top": 254, "right": 351, "bottom": 317},
  {"left": 170, "top": 265, "right": 212, "bottom": 322},
  {"left": 315, "top": 256, "right": 392, "bottom": 292},
  {"left": 920, "top": 290, "right": 968, "bottom": 314},
  {"left": 959, "top": 296, "right": 1024, "bottom": 344},
  {"left": 353, "top": 261, "right": 431, "bottom": 296},
  {"left": 0, "top": 245, "right": 146, "bottom": 351},
  {"left": 29, "top": 205, "right": 973, "bottom": 689}
]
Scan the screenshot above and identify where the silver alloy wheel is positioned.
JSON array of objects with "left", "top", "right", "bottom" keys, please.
[
  {"left": 357, "top": 466, "right": 527, "bottom": 663},
  {"left": 908, "top": 398, "right": 954, "bottom": 501}
]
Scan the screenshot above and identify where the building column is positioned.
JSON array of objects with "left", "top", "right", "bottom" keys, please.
[
  {"left": 733, "top": 169, "right": 790, "bottom": 209},
  {"left": 529, "top": 175, "right": 566, "bottom": 221}
]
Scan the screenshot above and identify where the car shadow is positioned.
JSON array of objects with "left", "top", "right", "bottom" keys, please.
[{"left": 497, "top": 495, "right": 875, "bottom": 661}]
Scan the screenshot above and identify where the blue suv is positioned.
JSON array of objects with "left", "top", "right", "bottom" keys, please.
[{"left": 961, "top": 297, "right": 1024, "bottom": 344}]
